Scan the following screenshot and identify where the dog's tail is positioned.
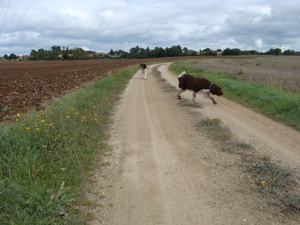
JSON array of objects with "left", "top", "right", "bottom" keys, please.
[{"left": 178, "top": 71, "right": 186, "bottom": 78}]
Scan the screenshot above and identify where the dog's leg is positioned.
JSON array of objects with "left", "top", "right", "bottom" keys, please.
[
  {"left": 211, "top": 97, "right": 217, "bottom": 104},
  {"left": 177, "top": 89, "right": 185, "bottom": 99},
  {"left": 193, "top": 92, "right": 197, "bottom": 103},
  {"left": 203, "top": 93, "right": 217, "bottom": 104},
  {"left": 143, "top": 68, "right": 148, "bottom": 80}
]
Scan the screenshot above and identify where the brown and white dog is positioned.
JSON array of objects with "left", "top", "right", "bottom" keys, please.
[
  {"left": 177, "top": 71, "right": 223, "bottom": 104},
  {"left": 140, "top": 63, "right": 148, "bottom": 80}
]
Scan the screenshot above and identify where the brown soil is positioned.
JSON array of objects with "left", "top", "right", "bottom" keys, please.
[
  {"left": 0, "top": 60, "right": 144, "bottom": 121},
  {"left": 88, "top": 63, "right": 300, "bottom": 224}
]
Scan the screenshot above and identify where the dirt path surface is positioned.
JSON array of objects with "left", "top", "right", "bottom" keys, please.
[{"left": 89, "top": 63, "right": 300, "bottom": 225}]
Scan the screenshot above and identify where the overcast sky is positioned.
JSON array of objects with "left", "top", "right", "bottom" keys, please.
[{"left": 0, "top": 0, "right": 299, "bottom": 56}]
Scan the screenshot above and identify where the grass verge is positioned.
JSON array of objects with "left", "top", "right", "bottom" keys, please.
[
  {"left": 170, "top": 61, "right": 300, "bottom": 131},
  {"left": 0, "top": 65, "right": 138, "bottom": 224},
  {"left": 196, "top": 117, "right": 300, "bottom": 215}
]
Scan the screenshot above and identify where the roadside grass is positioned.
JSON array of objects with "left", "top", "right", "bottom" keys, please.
[
  {"left": 0, "top": 66, "right": 137, "bottom": 224},
  {"left": 196, "top": 117, "right": 300, "bottom": 214},
  {"left": 250, "top": 160, "right": 300, "bottom": 211},
  {"left": 196, "top": 118, "right": 232, "bottom": 141},
  {"left": 170, "top": 61, "right": 300, "bottom": 131}
]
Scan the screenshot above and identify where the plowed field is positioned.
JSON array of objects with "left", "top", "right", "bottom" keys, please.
[{"left": 0, "top": 58, "right": 186, "bottom": 122}]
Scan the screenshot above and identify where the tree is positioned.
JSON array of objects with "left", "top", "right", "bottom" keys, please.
[
  {"left": 145, "top": 47, "right": 151, "bottom": 54},
  {"left": 266, "top": 48, "right": 281, "bottom": 55},
  {"left": 222, "top": 48, "right": 241, "bottom": 55},
  {"left": 174, "top": 45, "right": 182, "bottom": 54},
  {"left": 283, "top": 49, "right": 295, "bottom": 55},
  {"left": 152, "top": 47, "right": 165, "bottom": 57},
  {"left": 165, "top": 47, "right": 177, "bottom": 56},
  {"left": 145, "top": 47, "right": 152, "bottom": 57},
  {"left": 109, "top": 49, "right": 115, "bottom": 55},
  {"left": 9, "top": 53, "right": 18, "bottom": 60},
  {"left": 274, "top": 48, "right": 281, "bottom": 56},
  {"left": 37, "top": 48, "right": 46, "bottom": 59},
  {"left": 222, "top": 48, "right": 231, "bottom": 55},
  {"left": 50, "top": 45, "right": 61, "bottom": 53},
  {"left": 130, "top": 46, "right": 140, "bottom": 54},
  {"left": 73, "top": 48, "right": 87, "bottom": 60},
  {"left": 165, "top": 45, "right": 183, "bottom": 57},
  {"left": 29, "top": 50, "right": 37, "bottom": 59},
  {"left": 201, "top": 48, "right": 217, "bottom": 56},
  {"left": 231, "top": 48, "right": 242, "bottom": 55},
  {"left": 189, "top": 50, "right": 198, "bottom": 56},
  {"left": 203, "top": 48, "right": 211, "bottom": 52},
  {"left": 62, "top": 53, "right": 69, "bottom": 60},
  {"left": 248, "top": 50, "right": 258, "bottom": 55}
]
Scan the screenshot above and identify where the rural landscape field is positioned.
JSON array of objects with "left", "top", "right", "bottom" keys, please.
[
  {"left": 0, "top": 58, "right": 159, "bottom": 122},
  {"left": 1, "top": 56, "right": 299, "bottom": 224},
  {"left": 2, "top": 56, "right": 299, "bottom": 123},
  {"left": 1, "top": 57, "right": 208, "bottom": 122},
  {"left": 183, "top": 56, "right": 300, "bottom": 92}
]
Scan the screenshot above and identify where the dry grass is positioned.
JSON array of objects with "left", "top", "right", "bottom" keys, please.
[{"left": 186, "top": 56, "right": 300, "bottom": 92}]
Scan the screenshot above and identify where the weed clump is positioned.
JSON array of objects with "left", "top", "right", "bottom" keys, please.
[
  {"left": 197, "top": 118, "right": 232, "bottom": 141},
  {"left": 250, "top": 160, "right": 300, "bottom": 213}
]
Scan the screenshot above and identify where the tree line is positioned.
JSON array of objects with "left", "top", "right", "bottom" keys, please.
[{"left": 2, "top": 45, "right": 300, "bottom": 61}]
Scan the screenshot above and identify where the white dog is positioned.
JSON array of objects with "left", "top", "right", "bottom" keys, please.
[{"left": 140, "top": 63, "right": 148, "bottom": 80}]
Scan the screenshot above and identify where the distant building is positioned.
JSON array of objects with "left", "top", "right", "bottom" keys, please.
[
  {"left": 18, "top": 55, "right": 30, "bottom": 60},
  {"left": 109, "top": 54, "right": 121, "bottom": 58},
  {"left": 216, "top": 51, "right": 223, "bottom": 56}
]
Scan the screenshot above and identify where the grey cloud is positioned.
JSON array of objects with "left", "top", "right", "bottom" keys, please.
[{"left": 1, "top": 0, "right": 300, "bottom": 56}]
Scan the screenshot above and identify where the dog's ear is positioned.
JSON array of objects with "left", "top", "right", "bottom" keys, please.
[
  {"left": 217, "top": 87, "right": 223, "bottom": 96},
  {"left": 211, "top": 85, "right": 223, "bottom": 96}
]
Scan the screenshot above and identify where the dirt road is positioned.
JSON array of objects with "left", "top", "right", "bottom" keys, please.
[{"left": 89, "top": 63, "right": 300, "bottom": 224}]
